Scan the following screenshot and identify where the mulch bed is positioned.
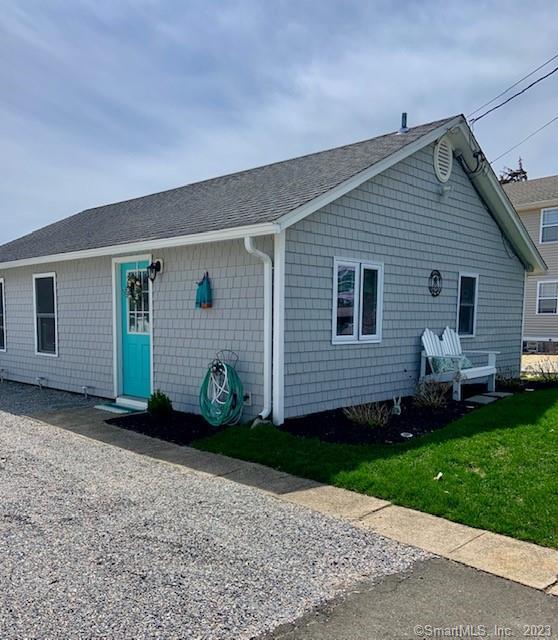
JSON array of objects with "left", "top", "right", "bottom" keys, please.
[
  {"left": 106, "top": 410, "right": 218, "bottom": 446},
  {"left": 281, "top": 396, "right": 474, "bottom": 445},
  {"left": 106, "top": 379, "right": 558, "bottom": 448}
]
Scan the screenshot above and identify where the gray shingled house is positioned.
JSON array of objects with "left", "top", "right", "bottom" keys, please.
[{"left": 0, "top": 115, "right": 545, "bottom": 423}]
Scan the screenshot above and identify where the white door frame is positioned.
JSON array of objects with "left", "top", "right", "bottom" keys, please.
[{"left": 111, "top": 254, "right": 153, "bottom": 399}]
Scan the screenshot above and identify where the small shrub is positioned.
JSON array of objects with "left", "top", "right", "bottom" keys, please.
[
  {"left": 496, "top": 368, "right": 525, "bottom": 392},
  {"left": 148, "top": 390, "right": 173, "bottom": 419},
  {"left": 343, "top": 402, "right": 390, "bottom": 428},
  {"left": 414, "top": 381, "right": 451, "bottom": 409}
]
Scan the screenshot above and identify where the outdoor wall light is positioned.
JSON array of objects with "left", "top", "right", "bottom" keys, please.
[{"left": 148, "top": 259, "right": 163, "bottom": 282}]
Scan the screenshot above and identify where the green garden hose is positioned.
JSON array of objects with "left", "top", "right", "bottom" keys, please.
[{"left": 199, "top": 359, "right": 244, "bottom": 426}]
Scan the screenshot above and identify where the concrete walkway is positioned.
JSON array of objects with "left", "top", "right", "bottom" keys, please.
[
  {"left": 267, "top": 558, "right": 558, "bottom": 640},
  {"left": 32, "top": 404, "right": 558, "bottom": 595}
]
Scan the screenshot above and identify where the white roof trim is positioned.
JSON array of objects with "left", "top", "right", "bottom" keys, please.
[
  {"left": 275, "top": 116, "right": 545, "bottom": 275},
  {"left": 0, "top": 115, "right": 545, "bottom": 274},
  {"left": 275, "top": 117, "right": 464, "bottom": 231},
  {"left": 449, "top": 122, "right": 546, "bottom": 275},
  {"left": 0, "top": 222, "right": 279, "bottom": 270}
]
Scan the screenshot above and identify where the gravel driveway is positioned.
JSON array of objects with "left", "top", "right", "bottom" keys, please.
[{"left": 0, "top": 384, "right": 426, "bottom": 639}]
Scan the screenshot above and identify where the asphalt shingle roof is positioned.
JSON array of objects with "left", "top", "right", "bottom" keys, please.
[
  {"left": 0, "top": 116, "right": 456, "bottom": 264},
  {"left": 503, "top": 175, "right": 558, "bottom": 207}
]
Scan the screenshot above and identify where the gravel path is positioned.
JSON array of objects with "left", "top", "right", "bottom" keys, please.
[
  {"left": 0, "top": 380, "right": 98, "bottom": 415},
  {"left": 0, "top": 385, "right": 427, "bottom": 639}
]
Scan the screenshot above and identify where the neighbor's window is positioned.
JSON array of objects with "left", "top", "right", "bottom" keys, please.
[
  {"left": 34, "top": 273, "right": 57, "bottom": 355},
  {"left": 0, "top": 278, "right": 5, "bottom": 351},
  {"left": 333, "top": 258, "right": 383, "bottom": 344},
  {"left": 457, "top": 273, "right": 478, "bottom": 337},
  {"left": 540, "top": 209, "right": 558, "bottom": 243},
  {"left": 537, "top": 281, "right": 558, "bottom": 314}
]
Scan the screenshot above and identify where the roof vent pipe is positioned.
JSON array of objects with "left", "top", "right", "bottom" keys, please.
[{"left": 398, "top": 112, "right": 409, "bottom": 134}]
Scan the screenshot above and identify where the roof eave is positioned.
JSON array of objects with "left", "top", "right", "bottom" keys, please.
[
  {"left": 514, "top": 197, "right": 558, "bottom": 212},
  {"left": 0, "top": 222, "right": 280, "bottom": 270},
  {"left": 447, "top": 123, "right": 547, "bottom": 275}
]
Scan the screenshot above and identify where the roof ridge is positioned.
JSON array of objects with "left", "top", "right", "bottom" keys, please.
[{"left": 81, "top": 115, "right": 459, "bottom": 214}]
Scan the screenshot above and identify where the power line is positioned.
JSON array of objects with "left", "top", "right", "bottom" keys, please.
[
  {"left": 468, "top": 52, "right": 558, "bottom": 117},
  {"left": 490, "top": 114, "right": 558, "bottom": 164},
  {"left": 469, "top": 64, "right": 558, "bottom": 124}
]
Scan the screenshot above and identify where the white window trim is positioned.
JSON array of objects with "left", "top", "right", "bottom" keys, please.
[
  {"left": 33, "top": 272, "right": 58, "bottom": 357},
  {"left": 125, "top": 267, "right": 150, "bottom": 335},
  {"left": 536, "top": 279, "right": 558, "bottom": 315},
  {"left": 332, "top": 257, "right": 384, "bottom": 345},
  {"left": 0, "top": 277, "right": 5, "bottom": 352},
  {"left": 456, "top": 272, "right": 479, "bottom": 338},
  {"left": 539, "top": 208, "right": 558, "bottom": 244}
]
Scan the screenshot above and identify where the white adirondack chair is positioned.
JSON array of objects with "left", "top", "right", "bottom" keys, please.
[{"left": 420, "top": 327, "right": 498, "bottom": 401}]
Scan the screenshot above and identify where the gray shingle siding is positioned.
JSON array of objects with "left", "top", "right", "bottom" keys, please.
[
  {"left": 0, "top": 240, "right": 268, "bottom": 419},
  {"left": 283, "top": 144, "right": 525, "bottom": 418},
  {"left": 0, "top": 257, "right": 114, "bottom": 397},
  {"left": 152, "top": 240, "right": 269, "bottom": 418}
]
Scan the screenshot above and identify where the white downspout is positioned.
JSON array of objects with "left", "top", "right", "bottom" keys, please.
[{"left": 244, "top": 236, "right": 272, "bottom": 421}]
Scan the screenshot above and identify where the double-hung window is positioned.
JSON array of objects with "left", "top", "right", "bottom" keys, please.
[
  {"left": 332, "top": 258, "right": 383, "bottom": 344},
  {"left": 457, "top": 273, "right": 478, "bottom": 337},
  {"left": 537, "top": 281, "right": 558, "bottom": 314},
  {"left": 540, "top": 209, "right": 558, "bottom": 243},
  {"left": 0, "top": 278, "right": 5, "bottom": 351},
  {"left": 33, "top": 273, "right": 58, "bottom": 356}
]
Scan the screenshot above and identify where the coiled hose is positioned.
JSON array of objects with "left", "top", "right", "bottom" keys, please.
[{"left": 199, "top": 359, "right": 244, "bottom": 426}]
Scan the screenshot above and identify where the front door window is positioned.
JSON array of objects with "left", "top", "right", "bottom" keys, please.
[{"left": 126, "top": 269, "right": 150, "bottom": 334}]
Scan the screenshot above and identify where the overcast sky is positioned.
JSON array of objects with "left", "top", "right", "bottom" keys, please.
[{"left": 1, "top": 0, "right": 557, "bottom": 245}]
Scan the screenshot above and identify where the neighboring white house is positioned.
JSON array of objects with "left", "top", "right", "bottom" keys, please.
[
  {"left": 504, "top": 176, "right": 558, "bottom": 353},
  {"left": 0, "top": 115, "right": 545, "bottom": 423}
]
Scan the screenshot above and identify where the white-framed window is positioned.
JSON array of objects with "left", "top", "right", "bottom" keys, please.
[
  {"left": 457, "top": 273, "right": 478, "bottom": 337},
  {"left": 0, "top": 278, "right": 5, "bottom": 351},
  {"left": 126, "top": 268, "right": 150, "bottom": 334},
  {"left": 332, "top": 258, "right": 383, "bottom": 344},
  {"left": 537, "top": 281, "right": 558, "bottom": 315},
  {"left": 540, "top": 208, "right": 558, "bottom": 244},
  {"left": 33, "top": 273, "right": 58, "bottom": 356}
]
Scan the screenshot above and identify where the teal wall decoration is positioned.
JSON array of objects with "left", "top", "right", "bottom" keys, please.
[{"left": 196, "top": 272, "right": 213, "bottom": 308}]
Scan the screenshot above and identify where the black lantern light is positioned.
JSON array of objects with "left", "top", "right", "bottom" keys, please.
[{"left": 148, "top": 259, "right": 163, "bottom": 282}]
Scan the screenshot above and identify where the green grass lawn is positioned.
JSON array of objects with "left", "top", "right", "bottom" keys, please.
[{"left": 193, "top": 389, "right": 558, "bottom": 548}]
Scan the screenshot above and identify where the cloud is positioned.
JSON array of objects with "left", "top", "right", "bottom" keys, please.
[{"left": 0, "top": 0, "right": 557, "bottom": 244}]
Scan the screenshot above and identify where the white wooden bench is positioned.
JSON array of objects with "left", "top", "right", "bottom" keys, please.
[{"left": 420, "top": 327, "right": 498, "bottom": 401}]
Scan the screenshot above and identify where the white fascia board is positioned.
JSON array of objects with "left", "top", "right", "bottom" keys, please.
[
  {"left": 480, "top": 170, "right": 547, "bottom": 275},
  {"left": 0, "top": 222, "right": 279, "bottom": 270},
  {"left": 450, "top": 122, "right": 547, "bottom": 275},
  {"left": 275, "top": 116, "right": 465, "bottom": 231}
]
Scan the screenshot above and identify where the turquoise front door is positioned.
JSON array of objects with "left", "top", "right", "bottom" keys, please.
[{"left": 120, "top": 261, "right": 151, "bottom": 399}]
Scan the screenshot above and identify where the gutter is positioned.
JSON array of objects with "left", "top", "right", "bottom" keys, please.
[
  {"left": 0, "top": 222, "right": 280, "bottom": 270},
  {"left": 244, "top": 236, "right": 273, "bottom": 422}
]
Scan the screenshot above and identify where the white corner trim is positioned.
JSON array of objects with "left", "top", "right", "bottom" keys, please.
[
  {"left": 276, "top": 117, "right": 464, "bottom": 232},
  {"left": 0, "top": 277, "right": 5, "bottom": 352},
  {"left": 32, "top": 271, "right": 58, "bottom": 357},
  {"left": 244, "top": 237, "right": 272, "bottom": 421},
  {"left": 0, "top": 223, "right": 280, "bottom": 270},
  {"left": 272, "top": 231, "right": 286, "bottom": 425},
  {"left": 456, "top": 272, "right": 479, "bottom": 338}
]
